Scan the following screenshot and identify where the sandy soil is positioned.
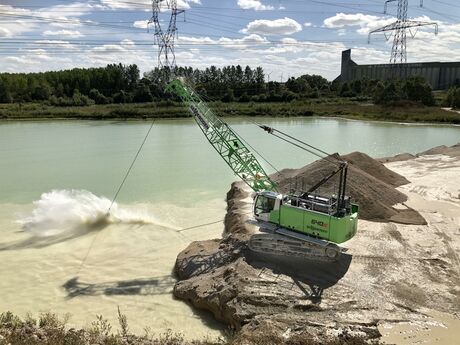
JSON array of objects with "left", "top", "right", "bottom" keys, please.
[
  {"left": 377, "top": 151, "right": 460, "bottom": 344},
  {"left": 173, "top": 144, "right": 460, "bottom": 344}
]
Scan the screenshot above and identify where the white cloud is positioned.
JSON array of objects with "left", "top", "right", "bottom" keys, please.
[
  {"left": 323, "top": 13, "right": 395, "bottom": 35},
  {"left": 133, "top": 20, "right": 150, "bottom": 29},
  {"left": 218, "top": 34, "right": 269, "bottom": 48},
  {"left": 0, "top": 27, "right": 11, "bottom": 37},
  {"left": 35, "top": 40, "right": 79, "bottom": 50},
  {"left": 38, "top": 2, "right": 100, "bottom": 18},
  {"left": 90, "top": 39, "right": 137, "bottom": 54},
  {"left": 241, "top": 17, "right": 302, "bottom": 35},
  {"left": 101, "top": 0, "right": 200, "bottom": 10},
  {"left": 179, "top": 34, "right": 269, "bottom": 49},
  {"left": 43, "top": 30, "right": 83, "bottom": 38},
  {"left": 0, "top": 5, "right": 38, "bottom": 37},
  {"left": 237, "top": 0, "right": 274, "bottom": 11},
  {"left": 178, "top": 36, "right": 216, "bottom": 44},
  {"left": 0, "top": 2, "right": 98, "bottom": 38},
  {"left": 4, "top": 56, "right": 43, "bottom": 67},
  {"left": 304, "top": 22, "right": 312, "bottom": 27}
]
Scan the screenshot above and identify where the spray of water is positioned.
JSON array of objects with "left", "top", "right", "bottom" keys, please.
[{"left": 17, "top": 190, "right": 168, "bottom": 238}]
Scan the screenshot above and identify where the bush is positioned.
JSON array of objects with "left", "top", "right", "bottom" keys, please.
[
  {"left": 373, "top": 81, "right": 401, "bottom": 105},
  {"left": 238, "top": 92, "right": 251, "bottom": 102},
  {"left": 89, "top": 89, "right": 110, "bottom": 104},
  {"left": 113, "top": 90, "right": 132, "bottom": 104},
  {"left": 445, "top": 87, "right": 460, "bottom": 109},
  {"left": 339, "top": 83, "right": 356, "bottom": 98},
  {"left": 132, "top": 85, "right": 154, "bottom": 103},
  {"left": 222, "top": 88, "right": 235, "bottom": 103},
  {"left": 403, "top": 76, "right": 435, "bottom": 106}
]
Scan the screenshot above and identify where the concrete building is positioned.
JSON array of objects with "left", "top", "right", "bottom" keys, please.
[{"left": 338, "top": 49, "right": 460, "bottom": 90}]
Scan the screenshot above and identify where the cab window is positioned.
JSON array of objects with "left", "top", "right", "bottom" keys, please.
[{"left": 255, "top": 196, "right": 275, "bottom": 214}]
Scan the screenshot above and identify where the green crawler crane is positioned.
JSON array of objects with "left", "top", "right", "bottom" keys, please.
[{"left": 166, "top": 79, "right": 358, "bottom": 261}]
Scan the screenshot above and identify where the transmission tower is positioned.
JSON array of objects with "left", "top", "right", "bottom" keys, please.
[
  {"left": 148, "top": 0, "right": 184, "bottom": 69},
  {"left": 368, "top": 0, "right": 438, "bottom": 64}
]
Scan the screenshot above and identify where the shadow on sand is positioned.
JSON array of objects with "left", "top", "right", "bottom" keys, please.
[
  {"left": 63, "top": 275, "right": 176, "bottom": 298},
  {"left": 246, "top": 251, "right": 353, "bottom": 304},
  {"left": 62, "top": 274, "right": 226, "bottom": 333}
]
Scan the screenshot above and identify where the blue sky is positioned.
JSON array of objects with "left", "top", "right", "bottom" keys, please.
[{"left": 0, "top": 0, "right": 459, "bottom": 80}]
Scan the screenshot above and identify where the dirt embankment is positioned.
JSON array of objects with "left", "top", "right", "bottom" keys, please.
[{"left": 173, "top": 144, "right": 460, "bottom": 344}]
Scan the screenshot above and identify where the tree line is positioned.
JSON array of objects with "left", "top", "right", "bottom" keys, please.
[{"left": 0, "top": 63, "right": 457, "bottom": 108}]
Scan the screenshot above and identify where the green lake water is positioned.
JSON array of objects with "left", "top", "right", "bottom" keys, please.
[{"left": 1, "top": 117, "right": 459, "bottom": 205}]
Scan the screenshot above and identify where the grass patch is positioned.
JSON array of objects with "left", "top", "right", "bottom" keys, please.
[
  {"left": 0, "top": 100, "right": 458, "bottom": 124},
  {"left": 0, "top": 311, "right": 378, "bottom": 345}
]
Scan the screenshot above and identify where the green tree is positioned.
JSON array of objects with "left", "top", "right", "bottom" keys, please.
[
  {"left": 0, "top": 78, "right": 13, "bottom": 103},
  {"left": 340, "top": 82, "right": 356, "bottom": 97},
  {"left": 373, "top": 81, "right": 401, "bottom": 105},
  {"left": 403, "top": 76, "right": 435, "bottom": 106},
  {"left": 89, "top": 89, "right": 109, "bottom": 104},
  {"left": 445, "top": 87, "right": 460, "bottom": 109},
  {"left": 222, "top": 88, "right": 235, "bottom": 103},
  {"left": 132, "top": 84, "right": 153, "bottom": 103}
]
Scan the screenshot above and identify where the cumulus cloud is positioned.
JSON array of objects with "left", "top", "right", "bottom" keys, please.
[
  {"left": 0, "top": 5, "right": 38, "bottom": 37},
  {"left": 178, "top": 34, "right": 269, "bottom": 49},
  {"left": 133, "top": 20, "right": 150, "bottom": 29},
  {"left": 43, "top": 30, "right": 84, "bottom": 38},
  {"left": 218, "top": 34, "right": 269, "bottom": 48},
  {"left": 89, "top": 39, "right": 136, "bottom": 54},
  {"left": 101, "top": 0, "right": 200, "bottom": 10},
  {"left": 323, "top": 12, "right": 395, "bottom": 35},
  {"left": 0, "top": 2, "right": 98, "bottom": 38},
  {"left": 35, "top": 40, "right": 80, "bottom": 50},
  {"left": 37, "top": 2, "right": 100, "bottom": 18},
  {"left": 237, "top": 0, "right": 274, "bottom": 11},
  {"left": 241, "top": 17, "right": 302, "bottom": 35},
  {"left": 0, "top": 27, "right": 11, "bottom": 37}
]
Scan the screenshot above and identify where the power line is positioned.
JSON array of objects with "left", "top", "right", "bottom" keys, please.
[{"left": 368, "top": 0, "right": 438, "bottom": 64}]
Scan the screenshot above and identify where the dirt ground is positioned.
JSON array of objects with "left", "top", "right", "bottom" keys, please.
[{"left": 173, "top": 144, "right": 460, "bottom": 344}]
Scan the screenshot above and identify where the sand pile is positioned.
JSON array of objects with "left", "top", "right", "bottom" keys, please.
[
  {"left": 379, "top": 142, "right": 460, "bottom": 162},
  {"left": 271, "top": 152, "right": 425, "bottom": 225}
]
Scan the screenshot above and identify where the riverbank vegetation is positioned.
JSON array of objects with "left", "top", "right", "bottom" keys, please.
[
  {"left": 1, "top": 98, "right": 458, "bottom": 124},
  {"left": 0, "top": 311, "right": 374, "bottom": 345},
  {"left": 0, "top": 64, "right": 458, "bottom": 123}
]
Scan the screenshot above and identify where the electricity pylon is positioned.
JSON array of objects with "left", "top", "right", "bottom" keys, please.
[
  {"left": 368, "top": 0, "right": 438, "bottom": 64},
  {"left": 149, "top": 0, "right": 184, "bottom": 69}
]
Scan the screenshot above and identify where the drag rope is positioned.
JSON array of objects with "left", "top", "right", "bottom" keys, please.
[
  {"left": 107, "top": 119, "right": 156, "bottom": 214},
  {"left": 76, "top": 119, "right": 156, "bottom": 275}
]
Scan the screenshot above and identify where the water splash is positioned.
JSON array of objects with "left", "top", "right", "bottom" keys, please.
[{"left": 17, "top": 189, "right": 167, "bottom": 237}]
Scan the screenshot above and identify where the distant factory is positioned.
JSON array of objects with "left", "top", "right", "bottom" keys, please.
[{"left": 338, "top": 49, "right": 460, "bottom": 90}]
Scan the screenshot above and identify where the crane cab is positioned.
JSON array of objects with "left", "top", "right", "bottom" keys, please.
[{"left": 254, "top": 191, "right": 282, "bottom": 222}]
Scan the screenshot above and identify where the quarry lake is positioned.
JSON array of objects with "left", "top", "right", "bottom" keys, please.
[{"left": 0, "top": 117, "right": 459, "bottom": 338}]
